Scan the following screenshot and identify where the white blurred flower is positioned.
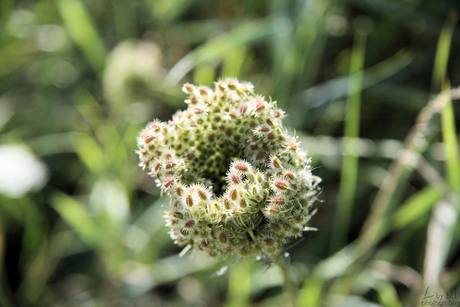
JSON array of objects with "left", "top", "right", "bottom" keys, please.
[{"left": 0, "top": 144, "right": 48, "bottom": 198}]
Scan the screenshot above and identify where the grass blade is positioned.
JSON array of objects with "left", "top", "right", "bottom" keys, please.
[
  {"left": 50, "top": 191, "right": 102, "bottom": 248},
  {"left": 330, "top": 30, "right": 366, "bottom": 252},
  {"left": 431, "top": 11, "right": 458, "bottom": 92},
  {"left": 164, "top": 18, "right": 275, "bottom": 87},
  {"left": 422, "top": 12, "right": 460, "bottom": 294},
  {"left": 441, "top": 84, "right": 460, "bottom": 191},
  {"left": 227, "top": 258, "right": 251, "bottom": 307},
  {"left": 297, "top": 277, "right": 323, "bottom": 307},
  {"left": 390, "top": 185, "right": 442, "bottom": 231},
  {"left": 56, "top": 0, "right": 108, "bottom": 72}
]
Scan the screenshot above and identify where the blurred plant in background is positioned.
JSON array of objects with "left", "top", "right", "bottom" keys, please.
[{"left": 0, "top": 0, "right": 460, "bottom": 306}]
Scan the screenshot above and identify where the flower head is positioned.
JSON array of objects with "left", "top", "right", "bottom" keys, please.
[{"left": 136, "top": 78, "right": 320, "bottom": 260}]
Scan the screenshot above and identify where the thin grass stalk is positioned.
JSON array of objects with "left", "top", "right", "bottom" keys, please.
[
  {"left": 422, "top": 12, "right": 459, "bottom": 301},
  {"left": 330, "top": 30, "right": 366, "bottom": 253},
  {"left": 359, "top": 11, "right": 459, "bottom": 255}
]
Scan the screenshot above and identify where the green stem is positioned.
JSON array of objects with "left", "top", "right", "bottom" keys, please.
[
  {"left": 330, "top": 30, "right": 366, "bottom": 253},
  {"left": 279, "top": 255, "right": 296, "bottom": 307}
]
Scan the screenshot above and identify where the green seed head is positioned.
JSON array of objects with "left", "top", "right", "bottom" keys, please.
[{"left": 137, "top": 78, "right": 320, "bottom": 260}]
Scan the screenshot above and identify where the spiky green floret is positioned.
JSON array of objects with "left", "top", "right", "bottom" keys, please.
[{"left": 137, "top": 78, "right": 320, "bottom": 260}]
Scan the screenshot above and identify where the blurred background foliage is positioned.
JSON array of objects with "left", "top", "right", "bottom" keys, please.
[{"left": 1, "top": 0, "right": 460, "bottom": 306}]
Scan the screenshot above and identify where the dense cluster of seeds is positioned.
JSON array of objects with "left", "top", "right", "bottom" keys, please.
[{"left": 137, "top": 78, "right": 320, "bottom": 259}]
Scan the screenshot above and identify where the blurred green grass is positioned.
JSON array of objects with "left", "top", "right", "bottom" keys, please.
[{"left": 0, "top": 0, "right": 460, "bottom": 306}]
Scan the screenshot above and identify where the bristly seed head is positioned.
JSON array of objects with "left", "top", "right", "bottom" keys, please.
[{"left": 136, "top": 78, "right": 320, "bottom": 260}]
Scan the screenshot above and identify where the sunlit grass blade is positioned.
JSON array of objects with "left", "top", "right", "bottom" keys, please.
[
  {"left": 422, "top": 11, "right": 459, "bottom": 290},
  {"left": 164, "top": 18, "right": 275, "bottom": 87},
  {"left": 69, "top": 132, "right": 107, "bottom": 174},
  {"left": 441, "top": 84, "right": 460, "bottom": 191},
  {"left": 193, "top": 63, "right": 215, "bottom": 86},
  {"left": 56, "top": 0, "right": 108, "bottom": 72},
  {"left": 73, "top": 89, "right": 104, "bottom": 127},
  {"left": 439, "top": 85, "right": 460, "bottom": 269},
  {"left": 435, "top": 11, "right": 459, "bottom": 190},
  {"left": 375, "top": 279, "right": 403, "bottom": 307},
  {"left": 330, "top": 30, "right": 366, "bottom": 253},
  {"left": 356, "top": 89, "right": 452, "bottom": 252},
  {"left": 50, "top": 191, "right": 102, "bottom": 248},
  {"left": 72, "top": 89, "right": 129, "bottom": 173},
  {"left": 418, "top": 12, "right": 460, "bottom": 299},
  {"left": 227, "top": 258, "right": 251, "bottom": 307},
  {"left": 298, "top": 243, "right": 365, "bottom": 307},
  {"left": 297, "top": 277, "right": 323, "bottom": 307},
  {"left": 149, "top": 0, "right": 193, "bottom": 25},
  {"left": 390, "top": 185, "right": 442, "bottom": 231},
  {"left": 221, "top": 46, "right": 247, "bottom": 79},
  {"left": 431, "top": 11, "right": 458, "bottom": 92}
]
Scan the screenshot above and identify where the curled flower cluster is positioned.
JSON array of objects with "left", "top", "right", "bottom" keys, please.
[{"left": 137, "top": 78, "right": 320, "bottom": 259}]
